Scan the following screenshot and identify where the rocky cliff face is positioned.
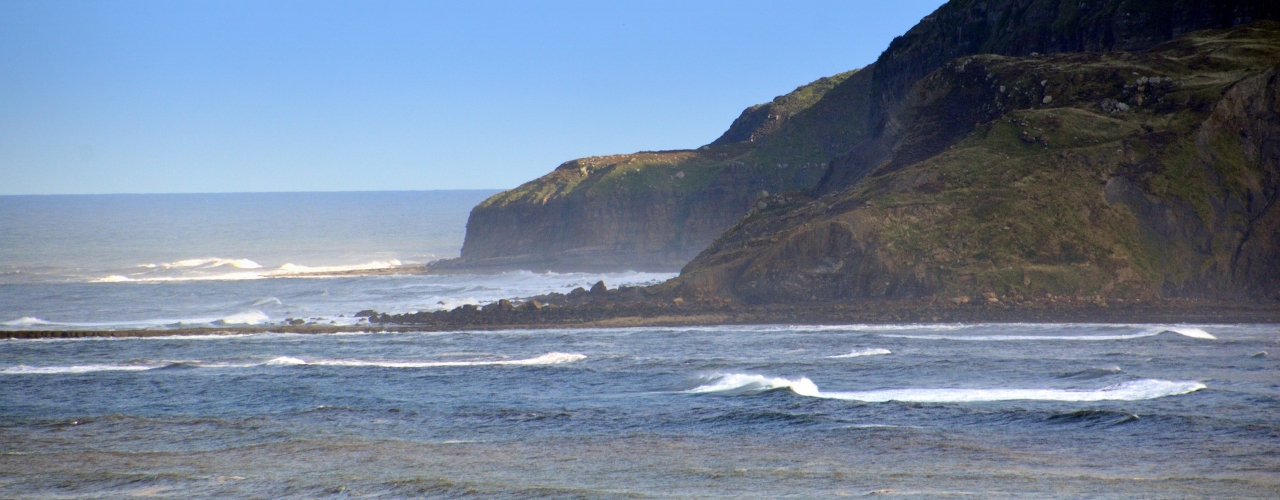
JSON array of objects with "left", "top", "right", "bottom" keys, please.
[
  {"left": 667, "top": 21, "right": 1280, "bottom": 304},
  {"left": 815, "top": 0, "right": 1280, "bottom": 194},
  {"left": 450, "top": 0, "right": 1279, "bottom": 296},
  {"left": 445, "top": 68, "right": 872, "bottom": 271}
]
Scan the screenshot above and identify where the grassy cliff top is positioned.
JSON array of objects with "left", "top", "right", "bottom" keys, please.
[{"left": 668, "top": 21, "right": 1280, "bottom": 304}]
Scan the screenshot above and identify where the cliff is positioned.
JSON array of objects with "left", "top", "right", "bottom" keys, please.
[
  {"left": 666, "top": 21, "right": 1280, "bottom": 305},
  {"left": 816, "top": 0, "right": 1280, "bottom": 193},
  {"left": 445, "top": 0, "right": 1274, "bottom": 301},
  {"left": 439, "top": 68, "right": 873, "bottom": 272}
]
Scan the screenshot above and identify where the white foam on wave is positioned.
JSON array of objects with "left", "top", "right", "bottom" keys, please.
[
  {"left": 264, "top": 356, "right": 307, "bottom": 365},
  {"left": 3, "top": 317, "right": 52, "bottom": 327},
  {"left": 1, "top": 352, "right": 584, "bottom": 374},
  {"left": 91, "top": 258, "right": 404, "bottom": 283},
  {"left": 881, "top": 326, "right": 1215, "bottom": 341},
  {"left": 828, "top": 348, "right": 892, "bottom": 358},
  {"left": 275, "top": 259, "right": 402, "bottom": 275},
  {"left": 93, "top": 272, "right": 264, "bottom": 283},
  {"left": 155, "top": 258, "right": 262, "bottom": 269},
  {"left": 686, "top": 374, "right": 1205, "bottom": 402},
  {"left": 213, "top": 310, "right": 270, "bottom": 325},
  {"left": 787, "top": 324, "right": 971, "bottom": 332},
  {"left": 281, "top": 352, "right": 586, "bottom": 368},
  {"left": 685, "top": 374, "right": 822, "bottom": 396},
  {"left": 1158, "top": 327, "right": 1216, "bottom": 339},
  {"left": 1, "top": 364, "right": 161, "bottom": 374}
]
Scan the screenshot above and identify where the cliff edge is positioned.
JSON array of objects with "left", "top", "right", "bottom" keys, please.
[
  {"left": 667, "top": 21, "right": 1280, "bottom": 305},
  {"left": 437, "top": 68, "right": 873, "bottom": 272}
]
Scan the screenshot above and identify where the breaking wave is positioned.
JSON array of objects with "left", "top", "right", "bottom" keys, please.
[
  {"left": 2, "top": 317, "right": 52, "bottom": 327},
  {"left": 685, "top": 374, "right": 1205, "bottom": 402},
  {"left": 91, "top": 272, "right": 262, "bottom": 283},
  {"left": 2, "top": 364, "right": 162, "bottom": 374},
  {"left": 275, "top": 259, "right": 402, "bottom": 275},
  {"left": 212, "top": 310, "right": 271, "bottom": 325},
  {"left": 275, "top": 352, "right": 586, "bottom": 367},
  {"left": 145, "top": 258, "right": 263, "bottom": 269},
  {"left": 880, "top": 327, "right": 1216, "bottom": 341},
  {"left": 91, "top": 259, "right": 406, "bottom": 282},
  {"left": 827, "top": 348, "right": 892, "bottom": 358},
  {"left": 1, "top": 353, "right": 585, "bottom": 374}
]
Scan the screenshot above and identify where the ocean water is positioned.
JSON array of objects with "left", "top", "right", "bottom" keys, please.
[
  {"left": 1, "top": 193, "right": 1278, "bottom": 497},
  {"left": 1, "top": 324, "right": 1277, "bottom": 498},
  {"left": 0, "top": 192, "right": 674, "bottom": 329}
]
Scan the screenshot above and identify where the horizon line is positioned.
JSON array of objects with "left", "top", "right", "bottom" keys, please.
[{"left": 0, "top": 188, "right": 508, "bottom": 197}]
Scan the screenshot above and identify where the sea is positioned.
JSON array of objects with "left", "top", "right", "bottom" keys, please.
[{"left": 1, "top": 192, "right": 1278, "bottom": 498}]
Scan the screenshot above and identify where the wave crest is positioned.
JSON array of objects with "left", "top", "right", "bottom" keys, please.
[
  {"left": 1, "top": 352, "right": 585, "bottom": 374},
  {"left": 827, "top": 348, "right": 892, "bottom": 358},
  {"left": 686, "top": 374, "right": 1205, "bottom": 402},
  {"left": 212, "top": 310, "right": 270, "bottom": 325},
  {"left": 882, "top": 327, "right": 1216, "bottom": 341},
  {"left": 3, "top": 316, "right": 52, "bottom": 327},
  {"left": 156, "top": 258, "right": 262, "bottom": 269},
  {"left": 275, "top": 259, "right": 402, "bottom": 275}
]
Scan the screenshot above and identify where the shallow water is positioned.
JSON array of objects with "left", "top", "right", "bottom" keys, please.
[{"left": 2, "top": 323, "right": 1277, "bottom": 498}]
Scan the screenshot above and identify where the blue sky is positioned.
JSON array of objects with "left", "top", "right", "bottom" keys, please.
[{"left": 0, "top": 0, "right": 946, "bottom": 194}]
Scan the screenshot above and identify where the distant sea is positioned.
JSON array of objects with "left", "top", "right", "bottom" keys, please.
[
  {"left": 0, "top": 191, "right": 674, "bottom": 329},
  {"left": 1, "top": 192, "right": 1277, "bottom": 497}
]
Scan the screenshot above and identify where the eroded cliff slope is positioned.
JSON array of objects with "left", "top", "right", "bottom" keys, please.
[
  {"left": 450, "top": 0, "right": 1276, "bottom": 274},
  {"left": 667, "top": 22, "right": 1280, "bottom": 305},
  {"left": 444, "top": 68, "right": 873, "bottom": 271}
]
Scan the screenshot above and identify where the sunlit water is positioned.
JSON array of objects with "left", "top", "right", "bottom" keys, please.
[
  {"left": 1, "top": 193, "right": 1277, "bottom": 497},
  {"left": 0, "top": 192, "right": 673, "bottom": 329},
  {"left": 1, "top": 323, "right": 1277, "bottom": 497}
]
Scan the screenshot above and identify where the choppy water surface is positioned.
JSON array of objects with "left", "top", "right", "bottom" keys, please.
[
  {"left": 2, "top": 323, "right": 1277, "bottom": 498},
  {"left": 3, "top": 193, "right": 1277, "bottom": 497}
]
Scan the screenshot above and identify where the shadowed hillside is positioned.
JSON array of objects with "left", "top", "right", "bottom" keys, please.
[
  {"left": 667, "top": 21, "right": 1280, "bottom": 305},
  {"left": 426, "top": 1, "right": 1280, "bottom": 317},
  {"left": 439, "top": 68, "right": 873, "bottom": 271}
]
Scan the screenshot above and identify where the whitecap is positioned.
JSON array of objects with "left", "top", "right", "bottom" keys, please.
[
  {"left": 291, "top": 352, "right": 585, "bottom": 368},
  {"left": 1156, "top": 327, "right": 1216, "bottom": 339},
  {"left": 686, "top": 374, "right": 1205, "bottom": 402},
  {"left": 881, "top": 327, "right": 1215, "bottom": 341},
  {"left": 93, "top": 272, "right": 264, "bottom": 283},
  {"left": 1, "top": 364, "right": 161, "bottom": 374},
  {"left": 275, "top": 259, "right": 402, "bottom": 275},
  {"left": 158, "top": 258, "right": 262, "bottom": 269},
  {"left": 684, "top": 374, "right": 821, "bottom": 397},
  {"left": 213, "top": 310, "right": 270, "bottom": 325},
  {"left": 827, "top": 348, "right": 892, "bottom": 358},
  {"left": 3, "top": 316, "right": 52, "bottom": 327}
]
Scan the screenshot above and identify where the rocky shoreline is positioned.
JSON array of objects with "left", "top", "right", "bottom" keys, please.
[{"left": 6, "top": 285, "right": 1277, "bottom": 339}]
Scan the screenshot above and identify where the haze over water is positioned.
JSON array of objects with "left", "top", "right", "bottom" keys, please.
[
  {"left": 0, "top": 191, "right": 674, "bottom": 329},
  {"left": 0, "top": 191, "right": 1277, "bottom": 497}
]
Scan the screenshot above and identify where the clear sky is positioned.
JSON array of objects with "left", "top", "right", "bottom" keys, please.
[{"left": 0, "top": 0, "right": 946, "bottom": 194}]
